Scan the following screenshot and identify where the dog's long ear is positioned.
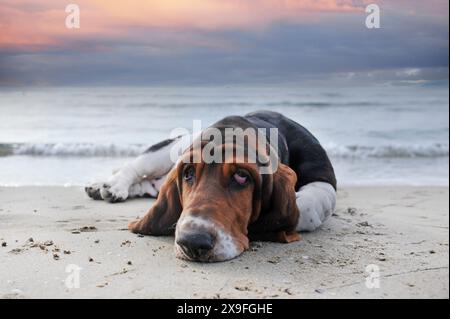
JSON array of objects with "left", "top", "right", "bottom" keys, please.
[
  {"left": 128, "top": 168, "right": 182, "bottom": 236},
  {"left": 248, "top": 163, "right": 300, "bottom": 243}
]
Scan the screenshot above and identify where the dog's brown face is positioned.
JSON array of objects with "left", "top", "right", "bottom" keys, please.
[
  {"left": 175, "top": 154, "right": 260, "bottom": 261},
  {"left": 129, "top": 143, "right": 301, "bottom": 262}
]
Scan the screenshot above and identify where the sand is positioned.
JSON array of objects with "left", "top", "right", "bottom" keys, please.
[{"left": 0, "top": 186, "right": 448, "bottom": 299}]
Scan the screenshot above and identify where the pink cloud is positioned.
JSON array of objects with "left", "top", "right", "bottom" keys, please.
[
  {"left": 0, "top": 0, "right": 375, "bottom": 52},
  {"left": 3, "top": 0, "right": 448, "bottom": 53}
]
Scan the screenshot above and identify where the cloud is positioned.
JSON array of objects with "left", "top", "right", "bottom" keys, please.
[
  {"left": 0, "top": 0, "right": 448, "bottom": 86},
  {"left": 0, "top": 0, "right": 372, "bottom": 51}
]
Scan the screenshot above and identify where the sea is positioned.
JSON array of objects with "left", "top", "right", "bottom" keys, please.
[{"left": 0, "top": 86, "right": 448, "bottom": 187}]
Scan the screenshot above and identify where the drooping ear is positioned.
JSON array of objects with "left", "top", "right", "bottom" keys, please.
[
  {"left": 128, "top": 168, "right": 182, "bottom": 236},
  {"left": 248, "top": 163, "right": 300, "bottom": 243}
]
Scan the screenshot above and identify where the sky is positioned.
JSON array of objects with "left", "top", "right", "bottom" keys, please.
[{"left": 0, "top": 0, "right": 448, "bottom": 86}]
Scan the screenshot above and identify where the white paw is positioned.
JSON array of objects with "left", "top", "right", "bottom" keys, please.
[
  {"left": 128, "top": 177, "right": 165, "bottom": 198},
  {"left": 85, "top": 182, "right": 103, "bottom": 200},
  {"left": 100, "top": 183, "right": 129, "bottom": 203},
  {"left": 295, "top": 182, "right": 336, "bottom": 232}
]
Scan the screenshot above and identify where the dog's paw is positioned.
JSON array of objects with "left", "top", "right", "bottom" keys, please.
[
  {"left": 85, "top": 183, "right": 103, "bottom": 200},
  {"left": 100, "top": 183, "right": 129, "bottom": 203}
]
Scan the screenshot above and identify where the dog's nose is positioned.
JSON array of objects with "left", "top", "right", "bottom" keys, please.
[{"left": 176, "top": 232, "right": 214, "bottom": 260}]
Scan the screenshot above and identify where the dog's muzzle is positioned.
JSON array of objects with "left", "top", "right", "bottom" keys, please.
[{"left": 176, "top": 232, "right": 215, "bottom": 260}]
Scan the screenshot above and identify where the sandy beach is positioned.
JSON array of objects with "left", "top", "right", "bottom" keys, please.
[{"left": 0, "top": 186, "right": 448, "bottom": 299}]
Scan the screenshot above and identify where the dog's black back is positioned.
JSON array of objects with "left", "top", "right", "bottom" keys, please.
[{"left": 213, "top": 110, "right": 337, "bottom": 191}]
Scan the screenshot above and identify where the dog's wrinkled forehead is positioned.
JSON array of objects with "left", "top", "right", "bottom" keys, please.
[{"left": 179, "top": 127, "right": 275, "bottom": 169}]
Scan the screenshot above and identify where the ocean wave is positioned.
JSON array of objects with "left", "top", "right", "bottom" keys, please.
[
  {"left": 265, "top": 101, "right": 382, "bottom": 107},
  {"left": 0, "top": 142, "right": 448, "bottom": 159},
  {"left": 0, "top": 143, "right": 146, "bottom": 157},
  {"left": 325, "top": 143, "right": 449, "bottom": 159}
]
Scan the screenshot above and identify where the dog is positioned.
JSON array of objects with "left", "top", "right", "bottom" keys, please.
[{"left": 85, "top": 111, "right": 337, "bottom": 262}]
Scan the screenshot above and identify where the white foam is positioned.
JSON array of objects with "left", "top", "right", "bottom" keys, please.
[
  {"left": 1, "top": 142, "right": 448, "bottom": 159},
  {"left": 325, "top": 142, "right": 449, "bottom": 159},
  {"left": 1, "top": 143, "right": 146, "bottom": 157}
]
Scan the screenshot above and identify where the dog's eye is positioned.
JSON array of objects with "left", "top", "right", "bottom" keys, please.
[
  {"left": 183, "top": 165, "right": 195, "bottom": 183},
  {"left": 233, "top": 169, "right": 250, "bottom": 186}
]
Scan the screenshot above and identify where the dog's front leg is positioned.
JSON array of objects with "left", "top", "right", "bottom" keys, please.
[
  {"left": 86, "top": 135, "right": 189, "bottom": 202},
  {"left": 128, "top": 175, "right": 167, "bottom": 199}
]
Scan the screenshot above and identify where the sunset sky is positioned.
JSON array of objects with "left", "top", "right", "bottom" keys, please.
[{"left": 0, "top": 0, "right": 448, "bottom": 86}]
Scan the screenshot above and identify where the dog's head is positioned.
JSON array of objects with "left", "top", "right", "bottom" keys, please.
[{"left": 129, "top": 132, "right": 300, "bottom": 262}]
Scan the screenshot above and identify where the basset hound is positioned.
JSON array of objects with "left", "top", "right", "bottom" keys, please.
[{"left": 86, "top": 111, "right": 337, "bottom": 262}]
